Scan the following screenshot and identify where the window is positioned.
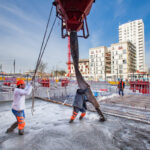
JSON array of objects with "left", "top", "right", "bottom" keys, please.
[
  {"left": 119, "top": 65, "right": 123, "bottom": 69},
  {"left": 118, "top": 46, "right": 123, "bottom": 50},
  {"left": 123, "top": 60, "right": 126, "bottom": 64},
  {"left": 123, "top": 49, "right": 126, "bottom": 54},
  {"left": 119, "top": 70, "right": 122, "bottom": 74},
  {"left": 91, "top": 51, "right": 94, "bottom": 54}
]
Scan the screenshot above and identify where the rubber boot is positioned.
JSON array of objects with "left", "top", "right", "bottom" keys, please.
[
  {"left": 79, "top": 116, "right": 83, "bottom": 120},
  {"left": 79, "top": 112, "right": 86, "bottom": 120},
  {"left": 96, "top": 108, "right": 106, "bottom": 122},
  {"left": 69, "top": 119, "right": 74, "bottom": 123},
  {"left": 6, "top": 122, "right": 18, "bottom": 133},
  {"left": 18, "top": 129, "right": 24, "bottom": 135},
  {"left": 69, "top": 110, "right": 77, "bottom": 123}
]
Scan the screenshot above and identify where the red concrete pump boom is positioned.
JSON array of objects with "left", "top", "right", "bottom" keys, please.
[
  {"left": 53, "top": 0, "right": 95, "bottom": 38},
  {"left": 52, "top": 0, "right": 106, "bottom": 121},
  {"left": 67, "top": 36, "right": 71, "bottom": 77}
]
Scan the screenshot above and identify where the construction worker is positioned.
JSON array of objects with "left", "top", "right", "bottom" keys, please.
[
  {"left": 6, "top": 79, "right": 32, "bottom": 135},
  {"left": 118, "top": 79, "right": 125, "bottom": 96},
  {"left": 69, "top": 88, "right": 88, "bottom": 123}
]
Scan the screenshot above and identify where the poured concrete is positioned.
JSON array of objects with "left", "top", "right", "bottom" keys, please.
[{"left": 0, "top": 99, "right": 150, "bottom": 150}]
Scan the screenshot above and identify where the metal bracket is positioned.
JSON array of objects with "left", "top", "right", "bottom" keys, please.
[{"left": 61, "top": 14, "right": 89, "bottom": 39}]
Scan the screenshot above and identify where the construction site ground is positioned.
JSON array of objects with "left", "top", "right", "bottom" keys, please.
[
  {"left": 0, "top": 96, "right": 150, "bottom": 150},
  {"left": 101, "top": 95, "right": 150, "bottom": 110}
]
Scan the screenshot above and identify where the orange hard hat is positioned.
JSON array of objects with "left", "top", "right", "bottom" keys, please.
[{"left": 16, "top": 80, "right": 25, "bottom": 86}]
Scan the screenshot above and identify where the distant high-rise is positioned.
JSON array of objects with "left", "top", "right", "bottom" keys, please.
[{"left": 119, "top": 19, "right": 145, "bottom": 72}]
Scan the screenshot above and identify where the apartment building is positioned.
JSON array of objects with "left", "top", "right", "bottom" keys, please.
[
  {"left": 110, "top": 42, "right": 136, "bottom": 80},
  {"left": 119, "top": 19, "right": 145, "bottom": 72},
  {"left": 70, "top": 59, "right": 89, "bottom": 78},
  {"left": 89, "top": 41, "right": 136, "bottom": 81},
  {"left": 89, "top": 46, "right": 111, "bottom": 81}
]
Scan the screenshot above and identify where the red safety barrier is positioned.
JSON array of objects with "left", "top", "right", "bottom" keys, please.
[
  {"left": 61, "top": 79, "right": 69, "bottom": 87},
  {"left": 129, "top": 81, "right": 136, "bottom": 92},
  {"left": 3, "top": 82, "right": 11, "bottom": 86},
  {"left": 129, "top": 81, "right": 150, "bottom": 94},
  {"left": 99, "top": 89, "right": 108, "bottom": 92},
  {"left": 141, "top": 81, "right": 149, "bottom": 94},
  {"left": 40, "top": 79, "right": 50, "bottom": 87}
]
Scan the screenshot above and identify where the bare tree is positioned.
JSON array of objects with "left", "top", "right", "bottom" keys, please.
[
  {"left": 59, "top": 70, "right": 66, "bottom": 76},
  {"left": 38, "top": 61, "right": 47, "bottom": 73},
  {"left": 50, "top": 70, "right": 66, "bottom": 77}
]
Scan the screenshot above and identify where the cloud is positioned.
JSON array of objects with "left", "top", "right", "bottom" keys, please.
[
  {"left": 0, "top": 2, "right": 68, "bottom": 73},
  {"left": 0, "top": 3, "right": 43, "bottom": 26},
  {"left": 0, "top": 15, "right": 27, "bottom": 34},
  {"left": 114, "top": 0, "right": 126, "bottom": 19},
  {"left": 117, "top": 0, "right": 124, "bottom": 5},
  {"left": 0, "top": 24, "right": 68, "bottom": 73},
  {"left": 90, "top": 28, "right": 104, "bottom": 47}
]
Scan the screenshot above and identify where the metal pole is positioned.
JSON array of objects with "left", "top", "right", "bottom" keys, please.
[
  {"left": 117, "top": 66, "right": 118, "bottom": 81},
  {"left": 105, "top": 66, "right": 106, "bottom": 82},
  {"left": 0, "top": 64, "right": 2, "bottom": 74},
  {"left": 13, "top": 59, "right": 15, "bottom": 74}
]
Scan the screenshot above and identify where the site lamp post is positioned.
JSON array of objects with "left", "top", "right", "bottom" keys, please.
[
  {"left": 104, "top": 65, "right": 106, "bottom": 82},
  {"left": 0, "top": 64, "right": 2, "bottom": 72}
]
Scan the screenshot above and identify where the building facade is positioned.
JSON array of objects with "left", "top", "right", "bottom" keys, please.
[
  {"left": 70, "top": 59, "right": 89, "bottom": 78},
  {"left": 110, "top": 42, "right": 136, "bottom": 81},
  {"left": 89, "top": 46, "right": 111, "bottom": 81},
  {"left": 119, "top": 19, "right": 145, "bottom": 72},
  {"left": 89, "top": 42, "right": 136, "bottom": 81}
]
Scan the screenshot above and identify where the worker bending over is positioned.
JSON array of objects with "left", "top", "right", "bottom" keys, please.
[
  {"left": 69, "top": 89, "right": 88, "bottom": 123},
  {"left": 6, "top": 80, "right": 32, "bottom": 135}
]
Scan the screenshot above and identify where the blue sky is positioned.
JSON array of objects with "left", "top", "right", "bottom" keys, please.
[{"left": 0, "top": 0, "right": 150, "bottom": 73}]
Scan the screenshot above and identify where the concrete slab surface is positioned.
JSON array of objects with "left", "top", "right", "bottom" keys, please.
[{"left": 0, "top": 99, "right": 150, "bottom": 150}]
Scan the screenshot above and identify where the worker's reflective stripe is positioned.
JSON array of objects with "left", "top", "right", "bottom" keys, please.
[
  {"left": 119, "top": 81, "right": 124, "bottom": 88},
  {"left": 17, "top": 116, "right": 25, "bottom": 130},
  {"left": 71, "top": 111, "right": 78, "bottom": 120},
  {"left": 81, "top": 112, "right": 86, "bottom": 117},
  {"left": 73, "top": 112, "right": 78, "bottom": 115}
]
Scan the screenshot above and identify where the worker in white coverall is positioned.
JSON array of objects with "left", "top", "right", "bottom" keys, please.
[{"left": 6, "top": 80, "right": 32, "bottom": 135}]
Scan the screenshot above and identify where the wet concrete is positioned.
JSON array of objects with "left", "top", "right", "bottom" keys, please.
[{"left": 0, "top": 99, "right": 150, "bottom": 150}]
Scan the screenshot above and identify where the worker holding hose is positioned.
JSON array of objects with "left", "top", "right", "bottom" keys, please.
[{"left": 6, "top": 80, "right": 32, "bottom": 135}]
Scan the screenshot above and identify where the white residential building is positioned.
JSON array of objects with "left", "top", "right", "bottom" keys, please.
[
  {"left": 89, "top": 46, "right": 111, "bottom": 81},
  {"left": 70, "top": 59, "right": 89, "bottom": 78},
  {"left": 119, "top": 19, "right": 145, "bottom": 72},
  {"left": 89, "top": 42, "right": 136, "bottom": 81},
  {"left": 110, "top": 42, "right": 136, "bottom": 80}
]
